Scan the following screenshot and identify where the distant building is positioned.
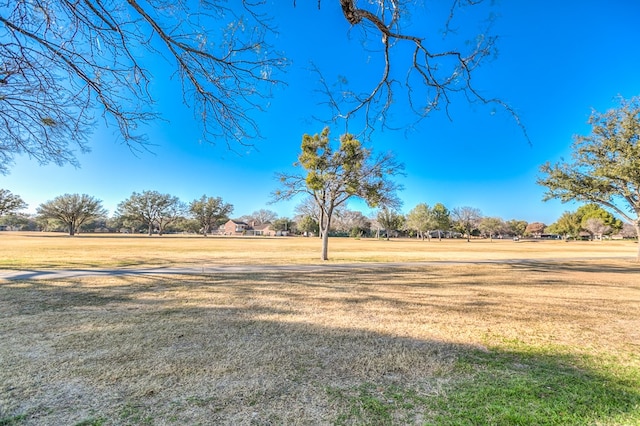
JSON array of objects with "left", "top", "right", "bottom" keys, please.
[
  {"left": 221, "top": 220, "right": 276, "bottom": 236},
  {"left": 222, "top": 219, "right": 249, "bottom": 235}
]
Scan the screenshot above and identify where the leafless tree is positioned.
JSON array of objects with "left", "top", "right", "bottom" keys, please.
[
  {"left": 332, "top": 209, "right": 371, "bottom": 234},
  {"left": 583, "top": 218, "right": 611, "bottom": 241},
  {"left": 313, "top": 0, "right": 526, "bottom": 137},
  {"left": 620, "top": 223, "right": 638, "bottom": 239},
  {"left": 0, "top": 0, "right": 285, "bottom": 173},
  {"left": 451, "top": 206, "right": 482, "bottom": 242},
  {"left": 295, "top": 196, "right": 322, "bottom": 224},
  {"left": 245, "top": 209, "right": 279, "bottom": 225},
  {"left": 1, "top": 0, "right": 520, "bottom": 174}
]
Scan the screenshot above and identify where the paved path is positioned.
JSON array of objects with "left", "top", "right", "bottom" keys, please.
[
  {"left": 0, "top": 262, "right": 455, "bottom": 280},
  {"left": 0, "top": 257, "right": 631, "bottom": 281}
]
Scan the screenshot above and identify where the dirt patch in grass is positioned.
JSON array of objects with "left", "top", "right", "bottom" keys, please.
[{"left": 1, "top": 261, "right": 639, "bottom": 424}]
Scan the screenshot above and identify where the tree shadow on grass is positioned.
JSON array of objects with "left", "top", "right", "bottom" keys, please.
[
  {"left": 518, "top": 259, "right": 640, "bottom": 274},
  {"left": 0, "top": 270, "right": 638, "bottom": 425}
]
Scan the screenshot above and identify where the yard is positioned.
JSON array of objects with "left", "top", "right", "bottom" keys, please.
[{"left": 1, "top": 233, "right": 639, "bottom": 424}]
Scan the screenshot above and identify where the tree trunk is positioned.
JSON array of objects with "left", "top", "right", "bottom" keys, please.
[
  {"left": 69, "top": 222, "right": 75, "bottom": 236},
  {"left": 148, "top": 223, "right": 153, "bottom": 236},
  {"left": 320, "top": 212, "right": 333, "bottom": 261},
  {"left": 319, "top": 211, "right": 325, "bottom": 239},
  {"left": 321, "top": 228, "right": 330, "bottom": 261},
  {"left": 634, "top": 222, "right": 640, "bottom": 262}
]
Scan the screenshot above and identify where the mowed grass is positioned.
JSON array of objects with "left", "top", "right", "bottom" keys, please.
[
  {"left": 0, "top": 231, "right": 637, "bottom": 269},
  {"left": 1, "top": 233, "right": 639, "bottom": 425}
]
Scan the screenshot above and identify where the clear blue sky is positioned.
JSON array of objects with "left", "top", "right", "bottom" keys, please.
[{"left": 2, "top": 0, "right": 640, "bottom": 225}]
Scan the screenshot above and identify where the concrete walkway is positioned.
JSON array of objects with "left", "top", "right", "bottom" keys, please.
[
  {"left": 0, "top": 257, "right": 631, "bottom": 281},
  {"left": 0, "top": 262, "right": 452, "bottom": 281}
]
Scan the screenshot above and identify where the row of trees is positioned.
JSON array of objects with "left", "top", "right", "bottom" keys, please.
[
  {"left": 546, "top": 204, "right": 638, "bottom": 240},
  {"left": 3, "top": 96, "right": 640, "bottom": 261},
  {"left": 0, "top": 190, "right": 234, "bottom": 237},
  {"left": 0, "top": 187, "right": 499, "bottom": 239},
  {"left": 4, "top": 185, "right": 634, "bottom": 244},
  {"left": 350, "top": 203, "right": 633, "bottom": 242},
  {"left": 366, "top": 205, "right": 523, "bottom": 242}
]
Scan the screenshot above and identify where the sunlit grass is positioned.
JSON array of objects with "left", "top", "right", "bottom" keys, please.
[{"left": 0, "top": 231, "right": 637, "bottom": 269}]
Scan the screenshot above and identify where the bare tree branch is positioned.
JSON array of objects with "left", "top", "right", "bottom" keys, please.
[
  {"left": 0, "top": 0, "right": 287, "bottom": 172},
  {"left": 316, "top": 0, "right": 529, "bottom": 142},
  {"left": 1, "top": 0, "right": 527, "bottom": 174}
]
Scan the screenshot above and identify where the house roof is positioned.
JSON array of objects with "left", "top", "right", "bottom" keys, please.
[{"left": 252, "top": 223, "right": 272, "bottom": 230}]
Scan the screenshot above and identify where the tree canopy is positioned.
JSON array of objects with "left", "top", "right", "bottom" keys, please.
[
  {"left": 574, "top": 204, "right": 622, "bottom": 232},
  {"left": 1, "top": 0, "right": 516, "bottom": 174},
  {"left": 431, "top": 203, "right": 451, "bottom": 240},
  {"left": 451, "top": 206, "right": 481, "bottom": 242},
  {"left": 538, "top": 96, "right": 640, "bottom": 260},
  {"left": 505, "top": 219, "right": 528, "bottom": 238},
  {"left": 478, "top": 217, "right": 505, "bottom": 241},
  {"left": 0, "top": 188, "right": 27, "bottom": 216},
  {"left": 406, "top": 203, "right": 435, "bottom": 240},
  {"left": 377, "top": 207, "right": 405, "bottom": 240},
  {"left": 272, "top": 127, "right": 403, "bottom": 260},
  {"left": 189, "top": 195, "right": 233, "bottom": 237},
  {"left": 116, "top": 190, "right": 186, "bottom": 236},
  {"left": 36, "top": 193, "right": 107, "bottom": 236},
  {"left": 546, "top": 212, "right": 580, "bottom": 240},
  {"left": 546, "top": 204, "right": 623, "bottom": 241},
  {"left": 524, "top": 222, "right": 546, "bottom": 237}
]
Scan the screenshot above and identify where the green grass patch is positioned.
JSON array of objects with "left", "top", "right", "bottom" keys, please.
[
  {"left": 438, "top": 349, "right": 640, "bottom": 425},
  {"left": 0, "top": 414, "right": 26, "bottom": 426},
  {"left": 328, "top": 348, "right": 640, "bottom": 425},
  {"left": 74, "top": 419, "right": 106, "bottom": 426},
  {"left": 328, "top": 383, "right": 430, "bottom": 425},
  {"left": 118, "top": 403, "right": 153, "bottom": 425}
]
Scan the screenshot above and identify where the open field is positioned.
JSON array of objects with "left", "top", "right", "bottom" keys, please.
[
  {"left": 0, "top": 232, "right": 638, "bottom": 269},
  {"left": 1, "top": 233, "right": 639, "bottom": 424}
]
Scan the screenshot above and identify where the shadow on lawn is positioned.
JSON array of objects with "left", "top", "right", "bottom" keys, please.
[
  {"left": 0, "top": 268, "right": 638, "bottom": 425},
  {"left": 506, "top": 259, "right": 640, "bottom": 276}
]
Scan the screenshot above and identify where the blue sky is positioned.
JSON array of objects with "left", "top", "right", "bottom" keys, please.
[{"left": 2, "top": 0, "right": 640, "bottom": 225}]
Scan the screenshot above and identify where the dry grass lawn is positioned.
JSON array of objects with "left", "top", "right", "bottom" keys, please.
[
  {"left": 1, "top": 233, "right": 639, "bottom": 424},
  {"left": 0, "top": 232, "right": 637, "bottom": 268}
]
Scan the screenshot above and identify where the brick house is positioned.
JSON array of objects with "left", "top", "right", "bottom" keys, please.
[
  {"left": 222, "top": 219, "right": 250, "bottom": 235},
  {"left": 222, "top": 220, "right": 275, "bottom": 236},
  {"left": 251, "top": 223, "right": 274, "bottom": 236}
]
